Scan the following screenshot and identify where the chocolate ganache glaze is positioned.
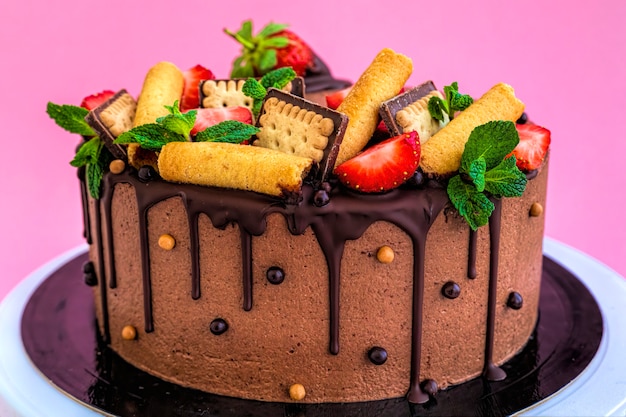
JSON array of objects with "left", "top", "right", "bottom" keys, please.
[{"left": 82, "top": 161, "right": 544, "bottom": 404}]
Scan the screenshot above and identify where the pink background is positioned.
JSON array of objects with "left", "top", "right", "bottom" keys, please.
[{"left": 1, "top": 1, "right": 625, "bottom": 301}]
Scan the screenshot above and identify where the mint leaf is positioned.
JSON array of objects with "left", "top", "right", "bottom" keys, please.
[
  {"left": 428, "top": 96, "right": 447, "bottom": 122},
  {"left": 195, "top": 120, "right": 260, "bottom": 144},
  {"left": 468, "top": 157, "right": 487, "bottom": 192},
  {"left": 447, "top": 176, "right": 494, "bottom": 230},
  {"left": 461, "top": 121, "right": 519, "bottom": 172},
  {"left": 71, "top": 136, "right": 102, "bottom": 168},
  {"left": 157, "top": 101, "right": 196, "bottom": 138},
  {"left": 86, "top": 160, "right": 104, "bottom": 199},
  {"left": 242, "top": 78, "right": 267, "bottom": 100},
  {"left": 484, "top": 156, "right": 527, "bottom": 197},
  {"left": 260, "top": 67, "right": 296, "bottom": 90},
  {"left": 47, "top": 102, "right": 96, "bottom": 136},
  {"left": 449, "top": 91, "right": 473, "bottom": 112},
  {"left": 115, "top": 123, "right": 187, "bottom": 151}
]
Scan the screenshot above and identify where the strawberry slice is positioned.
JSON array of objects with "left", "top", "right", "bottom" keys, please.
[
  {"left": 511, "top": 124, "right": 551, "bottom": 171},
  {"left": 325, "top": 87, "right": 351, "bottom": 110},
  {"left": 80, "top": 90, "right": 115, "bottom": 110},
  {"left": 334, "top": 131, "right": 420, "bottom": 193},
  {"left": 190, "top": 107, "right": 253, "bottom": 136},
  {"left": 181, "top": 65, "right": 215, "bottom": 112}
]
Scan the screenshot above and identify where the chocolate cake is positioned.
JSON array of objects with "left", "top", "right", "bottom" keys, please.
[{"left": 48, "top": 21, "right": 551, "bottom": 406}]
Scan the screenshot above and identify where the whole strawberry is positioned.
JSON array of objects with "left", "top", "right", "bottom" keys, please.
[{"left": 225, "top": 20, "right": 314, "bottom": 78}]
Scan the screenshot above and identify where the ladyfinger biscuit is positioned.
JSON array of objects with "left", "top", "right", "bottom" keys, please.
[
  {"left": 420, "top": 83, "right": 525, "bottom": 176},
  {"left": 129, "top": 62, "right": 185, "bottom": 169},
  {"left": 158, "top": 142, "right": 313, "bottom": 198},
  {"left": 334, "top": 48, "right": 413, "bottom": 167}
]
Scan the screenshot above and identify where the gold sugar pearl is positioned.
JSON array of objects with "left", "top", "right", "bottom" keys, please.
[
  {"left": 121, "top": 325, "right": 137, "bottom": 340},
  {"left": 158, "top": 234, "right": 176, "bottom": 250},
  {"left": 289, "top": 383, "right": 306, "bottom": 401},
  {"left": 529, "top": 202, "right": 544, "bottom": 217},
  {"left": 109, "top": 159, "right": 126, "bottom": 175},
  {"left": 376, "top": 246, "right": 395, "bottom": 264}
]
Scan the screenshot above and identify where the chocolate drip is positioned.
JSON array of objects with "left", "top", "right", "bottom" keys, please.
[
  {"left": 468, "top": 229, "right": 478, "bottom": 279},
  {"left": 101, "top": 182, "right": 117, "bottom": 289},
  {"left": 86, "top": 168, "right": 520, "bottom": 402},
  {"left": 483, "top": 199, "right": 506, "bottom": 381},
  {"left": 188, "top": 211, "right": 201, "bottom": 300},
  {"left": 93, "top": 201, "right": 110, "bottom": 343},
  {"left": 241, "top": 230, "right": 253, "bottom": 311},
  {"left": 77, "top": 166, "right": 92, "bottom": 245}
]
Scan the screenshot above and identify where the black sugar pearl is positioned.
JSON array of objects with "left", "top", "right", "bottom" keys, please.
[
  {"left": 82, "top": 261, "right": 97, "bottom": 286},
  {"left": 209, "top": 318, "right": 229, "bottom": 335},
  {"left": 321, "top": 182, "right": 332, "bottom": 193},
  {"left": 442, "top": 281, "right": 461, "bottom": 299},
  {"left": 84, "top": 271, "right": 98, "bottom": 287},
  {"left": 138, "top": 165, "right": 159, "bottom": 183},
  {"left": 266, "top": 267, "right": 285, "bottom": 285},
  {"left": 507, "top": 292, "right": 524, "bottom": 310},
  {"left": 313, "top": 189, "right": 330, "bottom": 207},
  {"left": 421, "top": 379, "right": 439, "bottom": 396},
  {"left": 410, "top": 170, "right": 426, "bottom": 188},
  {"left": 517, "top": 112, "right": 529, "bottom": 124},
  {"left": 368, "top": 346, "right": 388, "bottom": 365}
]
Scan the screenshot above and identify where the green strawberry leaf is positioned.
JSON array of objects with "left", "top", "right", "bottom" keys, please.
[
  {"left": 195, "top": 120, "right": 260, "bottom": 144},
  {"left": 237, "top": 20, "right": 253, "bottom": 42},
  {"left": 257, "top": 22, "right": 288, "bottom": 38},
  {"left": 258, "top": 49, "right": 278, "bottom": 72},
  {"left": 484, "top": 156, "right": 528, "bottom": 197},
  {"left": 46, "top": 102, "right": 96, "bottom": 136}
]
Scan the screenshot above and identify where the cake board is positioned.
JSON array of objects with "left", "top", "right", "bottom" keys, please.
[{"left": 0, "top": 238, "right": 625, "bottom": 416}]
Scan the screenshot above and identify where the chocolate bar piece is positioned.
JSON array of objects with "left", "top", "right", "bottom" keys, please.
[
  {"left": 200, "top": 77, "right": 304, "bottom": 110},
  {"left": 85, "top": 89, "right": 137, "bottom": 160},
  {"left": 254, "top": 88, "right": 348, "bottom": 184},
  {"left": 379, "top": 81, "right": 437, "bottom": 136}
]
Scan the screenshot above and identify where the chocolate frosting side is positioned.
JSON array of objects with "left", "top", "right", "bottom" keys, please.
[{"left": 81, "top": 163, "right": 542, "bottom": 404}]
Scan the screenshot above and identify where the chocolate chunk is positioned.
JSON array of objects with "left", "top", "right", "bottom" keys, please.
[
  {"left": 379, "top": 81, "right": 437, "bottom": 137},
  {"left": 254, "top": 88, "right": 348, "bottom": 184},
  {"left": 84, "top": 89, "right": 136, "bottom": 160}
]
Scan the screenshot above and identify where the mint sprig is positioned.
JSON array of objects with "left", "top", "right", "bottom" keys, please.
[
  {"left": 428, "top": 82, "right": 473, "bottom": 122},
  {"left": 115, "top": 101, "right": 259, "bottom": 150},
  {"left": 47, "top": 101, "right": 110, "bottom": 198},
  {"left": 447, "top": 120, "right": 527, "bottom": 230},
  {"left": 242, "top": 67, "right": 296, "bottom": 118}
]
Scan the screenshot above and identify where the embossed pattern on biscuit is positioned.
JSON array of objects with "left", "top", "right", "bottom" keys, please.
[
  {"left": 253, "top": 88, "right": 348, "bottom": 184},
  {"left": 256, "top": 96, "right": 333, "bottom": 162},
  {"left": 99, "top": 93, "right": 137, "bottom": 137},
  {"left": 201, "top": 79, "right": 302, "bottom": 111},
  {"left": 395, "top": 91, "right": 448, "bottom": 144}
]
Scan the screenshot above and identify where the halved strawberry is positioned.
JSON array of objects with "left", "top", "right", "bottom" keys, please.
[
  {"left": 80, "top": 90, "right": 115, "bottom": 110},
  {"left": 325, "top": 87, "right": 351, "bottom": 110},
  {"left": 181, "top": 65, "right": 215, "bottom": 112},
  {"left": 189, "top": 106, "right": 253, "bottom": 136},
  {"left": 334, "top": 131, "right": 420, "bottom": 193},
  {"left": 511, "top": 124, "right": 551, "bottom": 171}
]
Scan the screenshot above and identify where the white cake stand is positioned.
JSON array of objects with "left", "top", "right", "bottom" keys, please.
[{"left": 1, "top": 238, "right": 625, "bottom": 417}]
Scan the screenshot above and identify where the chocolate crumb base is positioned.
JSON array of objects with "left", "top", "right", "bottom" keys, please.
[{"left": 21, "top": 253, "right": 601, "bottom": 417}]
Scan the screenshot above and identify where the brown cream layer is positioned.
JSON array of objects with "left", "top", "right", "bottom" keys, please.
[{"left": 85, "top": 162, "right": 547, "bottom": 403}]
